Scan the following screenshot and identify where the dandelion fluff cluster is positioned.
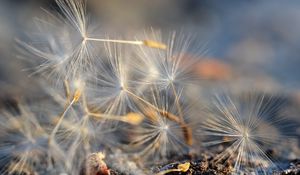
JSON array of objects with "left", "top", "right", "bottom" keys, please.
[{"left": 0, "top": 0, "right": 296, "bottom": 174}]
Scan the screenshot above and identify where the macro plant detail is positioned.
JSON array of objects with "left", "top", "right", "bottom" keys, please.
[
  {"left": 0, "top": 0, "right": 299, "bottom": 175},
  {"left": 200, "top": 93, "right": 290, "bottom": 174}
]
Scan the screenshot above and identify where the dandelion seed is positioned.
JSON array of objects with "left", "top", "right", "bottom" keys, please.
[
  {"left": 18, "top": 0, "right": 166, "bottom": 82},
  {"left": 200, "top": 92, "right": 289, "bottom": 174},
  {"left": 46, "top": 79, "right": 140, "bottom": 173},
  {"left": 124, "top": 89, "right": 192, "bottom": 163},
  {"left": 156, "top": 162, "right": 190, "bottom": 175},
  {"left": 87, "top": 112, "right": 144, "bottom": 125},
  {"left": 56, "top": 0, "right": 166, "bottom": 49},
  {"left": 133, "top": 30, "right": 207, "bottom": 131},
  {"left": 50, "top": 78, "right": 84, "bottom": 139},
  {"left": 50, "top": 110, "right": 117, "bottom": 174},
  {"left": 86, "top": 43, "right": 139, "bottom": 116},
  {"left": 142, "top": 40, "right": 167, "bottom": 49},
  {"left": 134, "top": 30, "right": 207, "bottom": 92},
  {"left": 0, "top": 104, "right": 65, "bottom": 174},
  {"left": 123, "top": 113, "right": 144, "bottom": 125}
]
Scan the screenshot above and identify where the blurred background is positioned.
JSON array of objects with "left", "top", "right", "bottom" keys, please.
[{"left": 1, "top": 0, "right": 300, "bottom": 98}]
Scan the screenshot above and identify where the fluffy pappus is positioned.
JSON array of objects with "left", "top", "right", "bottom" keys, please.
[
  {"left": 123, "top": 88, "right": 194, "bottom": 165},
  {"left": 199, "top": 92, "right": 291, "bottom": 174},
  {"left": 133, "top": 30, "right": 207, "bottom": 93},
  {"left": 17, "top": 0, "right": 102, "bottom": 82},
  {"left": 0, "top": 103, "right": 66, "bottom": 175}
]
